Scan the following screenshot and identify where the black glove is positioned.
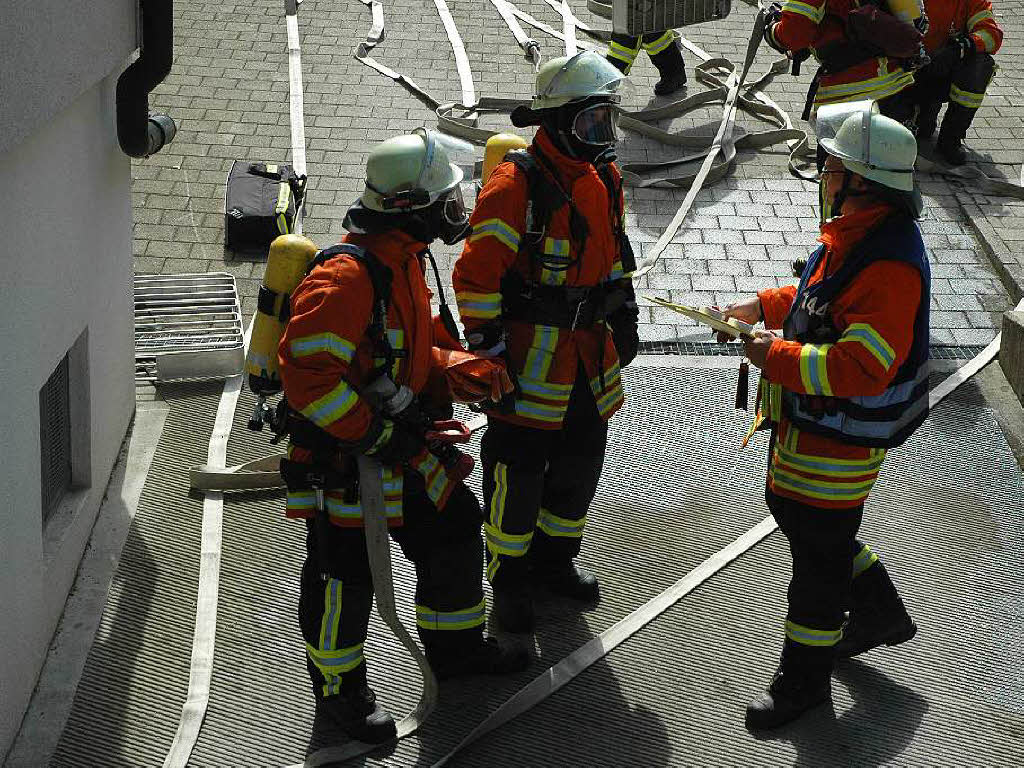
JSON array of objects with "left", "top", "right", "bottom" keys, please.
[
  {"left": 763, "top": 5, "right": 788, "bottom": 55},
  {"left": 928, "top": 35, "right": 974, "bottom": 79},
  {"left": 465, "top": 320, "right": 506, "bottom": 356},
  {"left": 366, "top": 419, "right": 425, "bottom": 464},
  {"left": 608, "top": 301, "right": 640, "bottom": 368}
]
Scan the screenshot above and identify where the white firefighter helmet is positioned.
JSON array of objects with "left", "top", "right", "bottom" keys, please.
[
  {"left": 361, "top": 128, "right": 468, "bottom": 212},
  {"left": 815, "top": 100, "right": 917, "bottom": 192},
  {"left": 531, "top": 50, "right": 625, "bottom": 111}
]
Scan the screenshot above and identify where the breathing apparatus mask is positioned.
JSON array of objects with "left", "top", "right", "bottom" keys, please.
[{"left": 540, "top": 95, "right": 622, "bottom": 165}]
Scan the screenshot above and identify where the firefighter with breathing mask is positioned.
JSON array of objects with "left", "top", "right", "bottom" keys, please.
[
  {"left": 452, "top": 51, "right": 640, "bottom": 633},
  {"left": 279, "top": 129, "right": 528, "bottom": 750},
  {"left": 719, "top": 101, "right": 929, "bottom": 729}
]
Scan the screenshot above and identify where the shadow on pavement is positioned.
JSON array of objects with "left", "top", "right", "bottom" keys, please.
[{"left": 751, "top": 658, "right": 928, "bottom": 768}]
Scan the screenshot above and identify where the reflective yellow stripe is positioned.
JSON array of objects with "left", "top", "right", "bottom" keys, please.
[
  {"left": 416, "top": 599, "right": 486, "bottom": 631},
  {"left": 290, "top": 332, "right": 356, "bottom": 363},
  {"left": 540, "top": 238, "right": 571, "bottom": 286},
  {"left": 485, "top": 522, "right": 533, "bottom": 556},
  {"left": 518, "top": 376, "right": 573, "bottom": 400},
  {"left": 798, "top": 343, "right": 833, "bottom": 396},
  {"left": 967, "top": 9, "right": 994, "bottom": 29},
  {"left": 642, "top": 30, "right": 676, "bottom": 56},
  {"left": 950, "top": 83, "right": 985, "bottom": 109},
  {"left": 300, "top": 378, "right": 360, "bottom": 427},
  {"left": 852, "top": 544, "right": 880, "bottom": 578},
  {"left": 975, "top": 29, "right": 998, "bottom": 53},
  {"left": 307, "top": 642, "right": 364, "bottom": 695},
  {"left": 489, "top": 463, "right": 509, "bottom": 530},
  {"left": 384, "top": 328, "right": 404, "bottom": 379},
  {"left": 841, "top": 323, "right": 895, "bottom": 370},
  {"left": 770, "top": 465, "right": 878, "bottom": 502},
  {"left": 785, "top": 620, "right": 842, "bottom": 647},
  {"left": 782, "top": 0, "right": 825, "bottom": 23},
  {"left": 775, "top": 442, "right": 885, "bottom": 477},
  {"left": 607, "top": 40, "right": 640, "bottom": 66},
  {"left": 456, "top": 290, "right": 502, "bottom": 319},
  {"left": 513, "top": 399, "right": 566, "bottom": 423},
  {"left": 815, "top": 68, "right": 913, "bottom": 104},
  {"left": 469, "top": 217, "right": 521, "bottom": 252},
  {"left": 318, "top": 578, "right": 343, "bottom": 650},
  {"left": 537, "top": 508, "right": 586, "bottom": 539},
  {"left": 523, "top": 325, "right": 558, "bottom": 381}
]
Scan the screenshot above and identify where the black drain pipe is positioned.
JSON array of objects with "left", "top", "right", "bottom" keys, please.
[{"left": 117, "top": 0, "right": 176, "bottom": 157}]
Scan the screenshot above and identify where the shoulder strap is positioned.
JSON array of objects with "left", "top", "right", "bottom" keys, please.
[{"left": 308, "top": 244, "right": 395, "bottom": 375}]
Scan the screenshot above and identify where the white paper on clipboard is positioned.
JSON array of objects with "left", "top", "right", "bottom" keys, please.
[{"left": 648, "top": 296, "right": 756, "bottom": 339}]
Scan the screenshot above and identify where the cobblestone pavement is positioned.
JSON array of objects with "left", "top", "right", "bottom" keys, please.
[{"left": 134, "top": 0, "right": 1022, "bottom": 348}]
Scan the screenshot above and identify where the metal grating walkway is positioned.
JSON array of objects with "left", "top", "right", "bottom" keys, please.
[{"left": 50, "top": 366, "right": 1024, "bottom": 767}]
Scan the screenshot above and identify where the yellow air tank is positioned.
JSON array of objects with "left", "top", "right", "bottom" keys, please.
[
  {"left": 246, "top": 233, "right": 319, "bottom": 396},
  {"left": 482, "top": 133, "right": 528, "bottom": 186},
  {"left": 886, "top": 0, "right": 924, "bottom": 26}
]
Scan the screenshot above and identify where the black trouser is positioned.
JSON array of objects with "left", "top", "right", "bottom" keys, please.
[
  {"left": 480, "top": 371, "right": 608, "bottom": 592},
  {"left": 607, "top": 30, "right": 682, "bottom": 76},
  {"left": 298, "top": 473, "right": 485, "bottom": 700},
  {"left": 904, "top": 52, "right": 996, "bottom": 141},
  {"left": 766, "top": 488, "right": 903, "bottom": 673}
]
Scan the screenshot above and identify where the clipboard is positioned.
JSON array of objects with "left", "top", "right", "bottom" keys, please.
[{"left": 648, "top": 296, "right": 756, "bottom": 339}]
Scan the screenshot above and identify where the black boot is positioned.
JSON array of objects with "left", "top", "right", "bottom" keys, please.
[
  {"left": 532, "top": 561, "right": 600, "bottom": 602},
  {"left": 492, "top": 586, "right": 535, "bottom": 633},
  {"left": 936, "top": 101, "right": 977, "bottom": 165},
  {"left": 746, "top": 642, "right": 832, "bottom": 731},
  {"left": 309, "top": 685, "right": 396, "bottom": 746},
  {"left": 649, "top": 41, "right": 687, "bottom": 96},
  {"left": 836, "top": 561, "right": 917, "bottom": 658},
  {"left": 916, "top": 100, "right": 941, "bottom": 141},
  {"left": 428, "top": 636, "right": 530, "bottom": 680}
]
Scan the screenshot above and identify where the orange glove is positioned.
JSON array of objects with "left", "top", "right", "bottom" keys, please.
[{"left": 433, "top": 348, "right": 515, "bottom": 403}]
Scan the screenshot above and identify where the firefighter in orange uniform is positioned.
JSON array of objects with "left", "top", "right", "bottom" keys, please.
[
  {"left": 907, "top": 0, "right": 1003, "bottom": 164},
  {"left": 279, "top": 129, "right": 527, "bottom": 750},
  {"left": 762, "top": 0, "right": 926, "bottom": 142},
  {"left": 721, "top": 102, "right": 928, "bottom": 729},
  {"left": 452, "top": 51, "right": 640, "bottom": 633}
]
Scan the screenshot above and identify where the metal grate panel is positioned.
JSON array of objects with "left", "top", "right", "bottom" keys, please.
[
  {"left": 134, "top": 273, "right": 244, "bottom": 383},
  {"left": 39, "top": 354, "right": 72, "bottom": 522},
  {"left": 610, "top": 0, "right": 732, "bottom": 36},
  {"left": 51, "top": 367, "right": 1024, "bottom": 768}
]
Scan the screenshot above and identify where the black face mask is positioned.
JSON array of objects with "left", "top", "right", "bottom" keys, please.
[
  {"left": 542, "top": 105, "right": 618, "bottom": 166},
  {"left": 343, "top": 199, "right": 469, "bottom": 245}
]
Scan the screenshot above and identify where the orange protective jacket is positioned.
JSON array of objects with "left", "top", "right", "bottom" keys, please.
[
  {"left": 278, "top": 230, "right": 461, "bottom": 527},
  {"left": 452, "top": 129, "right": 626, "bottom": 429},
  {"left": 923, "top": 0, "right": 1002, "bottom": 54},
  {"left": 768, "top": 0, "right": 916, "bottom": 106},
  {"left": 756, "top": 204, "right": 923, "bottom": 509}
]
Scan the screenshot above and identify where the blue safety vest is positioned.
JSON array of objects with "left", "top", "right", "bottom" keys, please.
[{"left": 781, "top": 215, "right": 931, "bottom": 449}]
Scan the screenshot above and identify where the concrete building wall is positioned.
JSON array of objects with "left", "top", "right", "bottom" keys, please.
[{"left": 0, "top": 0, "right": 137, "bottom": 758}]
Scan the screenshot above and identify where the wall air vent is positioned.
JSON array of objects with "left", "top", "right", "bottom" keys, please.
[
  {"left": 134, "top": 273, "right": 244, "bottom": 383},
  {"left": 39, "top": 354, "right": 73, "bottom": 522}
]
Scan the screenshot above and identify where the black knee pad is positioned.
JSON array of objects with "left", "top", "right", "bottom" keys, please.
[{"left": 957, "top": 51, "right": 996, "bottom": 91}]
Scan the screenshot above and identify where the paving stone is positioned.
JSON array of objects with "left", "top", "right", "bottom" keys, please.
[{"left": 132, "top": 0, "right": 1017, "bottom": 353}]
